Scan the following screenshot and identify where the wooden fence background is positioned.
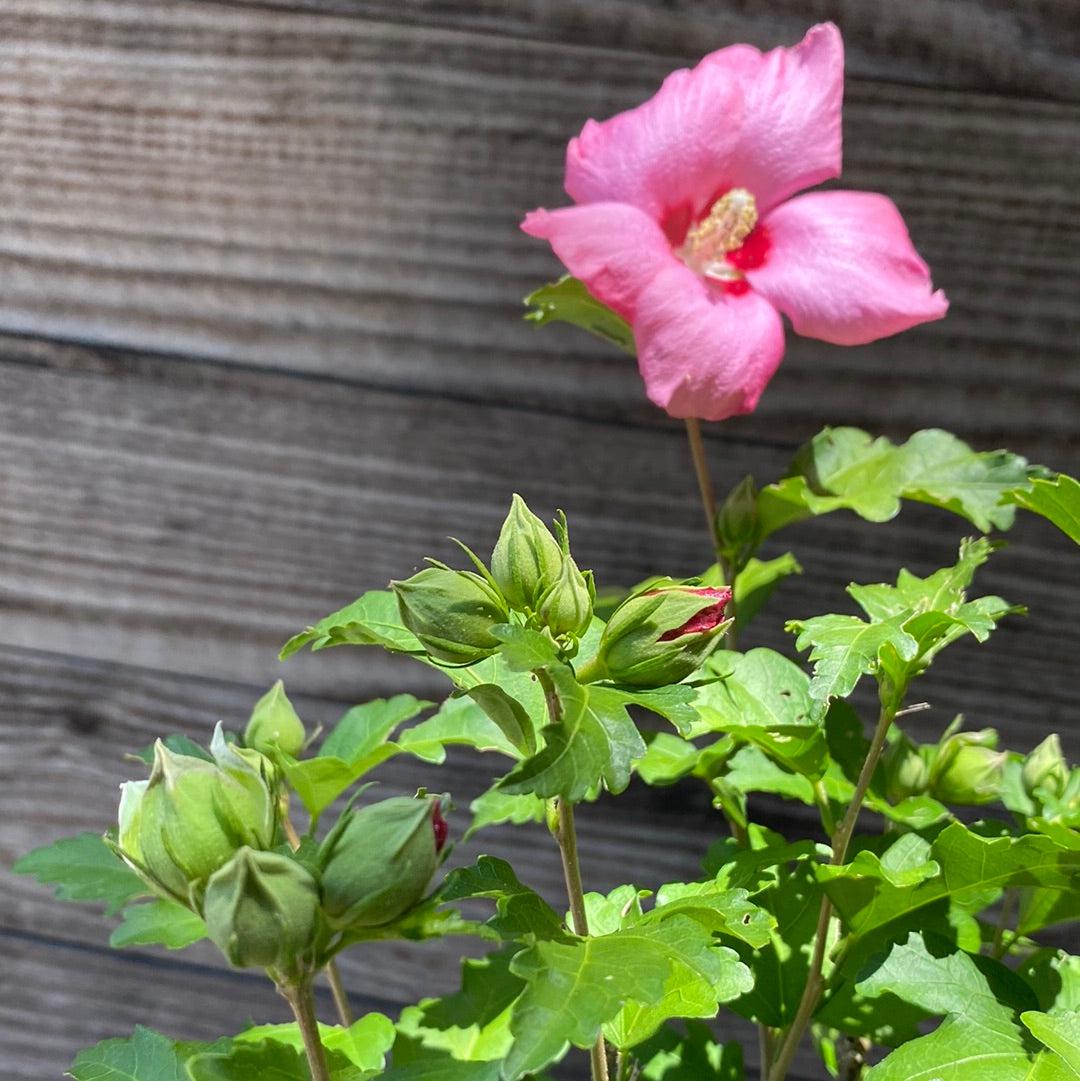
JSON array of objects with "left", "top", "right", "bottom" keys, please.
[{"left": 1, "top": 2, "right": 1078, "bottom": 1078}]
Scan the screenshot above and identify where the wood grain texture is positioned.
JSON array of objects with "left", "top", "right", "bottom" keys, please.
[
  {"left": 0, "top": 337, "right": 1076, "bottom": 753},
  {"left": 216, "top": 0, "right": 1080, "bottom": 102},
  {"left": 2, "top": 3, "right": 1078, "bottom": 1076},
  {"left": 0, "top": 2, "right": 1077, "bottom": 451}
]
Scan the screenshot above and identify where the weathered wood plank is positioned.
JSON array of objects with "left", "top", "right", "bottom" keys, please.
[
  {"left": 0, "top": 339, "right": 1076, "bottom": 756},
  {"left": 0, "top": 3, "right": 1077, "bottom": 447},
  {"left": 216, "top": 0, "right": 1080, "bottom": 102}
]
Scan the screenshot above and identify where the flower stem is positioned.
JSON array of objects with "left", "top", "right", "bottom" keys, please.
[
  {"left": 767, "top": 699, "right": 901, "bottom": 1081},
  {"left": 684, "top": 418, "right": 737, "bottom": 647},
  {"left": 324, "top": 961, "right": 355, "bottom": 1027},
  {"left": 537, "top": 668, "right": 609, "bottom": 1081},
  {"left": 282, "top": 980, "right": 332, "bottom": 1081},
  {"left": 282, "top": 805, "right": 354, "bottom": 1027}
]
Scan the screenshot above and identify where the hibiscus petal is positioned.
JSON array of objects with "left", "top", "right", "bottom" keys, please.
[
  {"left": 565, "top": 23, "right": 842, "bottom": 224},
  {"left": 521, "top": 203, "right": 674, "bottom": 321},
  {"left": 634, "top": 263, "right": 786, "bottom": 421},
  {"left": 564, "top": 58, "right": 744, "bottom": 226},
  {"left": 714, "top": 23, "right": 844, "bottom": 214},
  {"left": 747, "top": 191, "right": 949, "bottom": 345}
]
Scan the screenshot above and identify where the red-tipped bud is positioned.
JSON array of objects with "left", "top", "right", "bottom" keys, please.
[{"left": 591, "top": 582, "right": 733, "bottom": 689}]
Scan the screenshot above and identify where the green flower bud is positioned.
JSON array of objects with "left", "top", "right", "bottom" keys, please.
[
  {"left": 393, "top": 566, "right": 509, "bottom": 665},
  {"left": 203, "top": 848, "right": 320, "bottom": 972},
  {"left": 490, "top": 494, "right": 564, "bottom": 611},
  {"left": 537, "top": 555, "right": 594, "bottom": 639},
  {"left": 1022, "top": 735, "right": 1070, "bottom": 800},
  {"left": 117, "top": 725, "right": 277, "bottom": 907},
  {"left": 244, "top": 680, "right": 306, "bottom": 757},
  {"left": 592, "top": 583, "right": 732, "bottom": 689},
  {"left": 318, "top": 795, "right": 445, "bottom": 930},
  {"left": 882, "top": 734, "right": 931, "bottom": 803},
  {"left": 930, "top": 728, "right": 1006, "bottom": 805}
]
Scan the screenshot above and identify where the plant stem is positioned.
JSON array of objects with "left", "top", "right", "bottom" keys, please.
[
  {"left": 324, "top": 961, "right": 355, "bottom": 1027},
  {"left": 767, "top": 699, "right": 900, "bottom": 1081},
  {"left": 991, "top": 888, "right": 1018, "bottom": 960},
  {"left": 282, "top": 805, "right": 354, "bottom": 1027},
  {"left": 283, "top": 980, "right": 332, "bottom": 1081},
  {"left": 684, "top": 418, "right": 737, "bottom": 647},
  {"left": 537, "top": 668, "right": 609, "bottom": 1081},
  {"left": 812, "top": 780, "right": 837, "bottom": 837}
]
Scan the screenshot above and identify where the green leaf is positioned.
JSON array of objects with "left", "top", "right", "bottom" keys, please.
[
  {"left": 499, "top": 676, "right": 645, "bottom": 801},
  {"left": 608, "top": 684, "right": 700, "bottom": 738},
  {"left": 466, "top": 787, "right": 546, "bottom": 838},
  {"left": 787, "top": 612, "right": 917, "bottom": 706},
  {"left": 603, "top": 918, "right": 754, "bottom": 1050},
  {"left": 646, "top": 883, "right": 775, "bottom": 951},
  {"left": 849, "top": 537, "right": 995, "bottom": 620},
  {"left": 397, "top": 949, "right": 522, "bottom": 1062},
  {"left": 505, "top": 919, "right": 709, "bottom": 1076},
  {"left": 524, "top": 275, "right": 635, "bottom": 354},
  {"left": 68, "top": 1027, "right": 187, "bottom": 1081},
  {"left": 695, "top": 649, "right": 827, "bottom": 778},
  {"left": 733, "top": 553, "right": 802, "bottom": 633},
  {"left": 859, "top": 934, "right": 1039, "bottom": 1081},
  {"left": 722, "top": 854, "right": 825, "bottom": 1028},
  {"left": 636, "top": 1021, "right": 744, "bottom": 1080},
  {"left": 821, "top": 822, "right": 1080, "bottom": 946},
  {"left": 759, "top": 427, "right": 1031, "bottom": 537},
  {"left": 461, "top": 684, "right": 537, "bottom": 756},
  {"left": 379, "top": 1050, "right": 502, "bottom": 1081},
  {"left": 438, "top": 856, "right": 565, "bottom": 941},
  {"left": 1008, "top": 474, "right": 1080, "bottom": 546},
  {"left": 281, "top": 590, "right": 422, "bottom": 659},
  {"left": 636, "top": 732, "right": 702, "bottom": 786},
  {"left": 398, "top": 692, "right": 525, "bottom": 763},
  {"left": 187, "top": 1042, "right": 314, "bottom": 1081},
  {"left": 319, "top": 695, "right": 430, "bottom": 761},
  {"left": 1017, "top": 950, "right": 1080, "bottom": 1015},
  {"left": 491, "top": 625, "right": 561, "bottom": 672},
  {"left": 110, "top": 900, "right": 206, "bottom": 950},
  {"left": 233, "top": 1015, "right": 395, "bottom": 1072},
  {"left": 14, "top": 832, "right": 146, "bottom": 915},
  {"left": 1023, "top": 1012, "right": 1080, "bottom": 1076}
]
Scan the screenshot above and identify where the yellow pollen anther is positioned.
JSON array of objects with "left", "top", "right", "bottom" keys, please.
[{"left": 681, "top": 188, "right": 758, "bottom": 280}]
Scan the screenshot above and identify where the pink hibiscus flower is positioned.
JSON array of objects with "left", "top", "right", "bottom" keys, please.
[{"left": 522, "top": 24, "right": 948, "bottom": 422}]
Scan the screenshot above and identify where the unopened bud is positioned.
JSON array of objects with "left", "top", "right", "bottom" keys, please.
[
  {"left": 392, "top": 567, "right": 509, "bottom": 665},
  {"left": 319, "top": 795, "right": 446, "bottom": 929},
  {"left": 882, "top": 734, "right": 931, "bottom": 803},
  {"left": 930, "top": 728, "right": 1005, "bottom": 805},
  {"left": 490, "top": 495, "right": 564, "bottom": 611},
  {"left": 593, "top": 583, "right": 732, "bottom": 688},
  {"left": 203, "top": 848, "right": 319, "bottom": 972},
  {"left": 244, "top": 680, "right": 306, "bottom": 757},
  {"left": 537, "top": 555, "right": 594, "bottom": 639},
  {"left": 1022, "top": 735, "right": 1069, "bottom": 800},
  {"left": 117, "top": 725, "right": 277, "bottom": 907}
]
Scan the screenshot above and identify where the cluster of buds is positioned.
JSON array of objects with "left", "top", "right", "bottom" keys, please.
[
  {"left": 881, "top": 722, "right": 1007, "bottom": 807},
  {"left": 392, "top": 495, "right": 594, "bottom": 663},
  {"left": 392, "top": 496, "right": 731, "bottom": 689},
  {"left": 114, "top": 714, "right": 448, "bottom": 979}
]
